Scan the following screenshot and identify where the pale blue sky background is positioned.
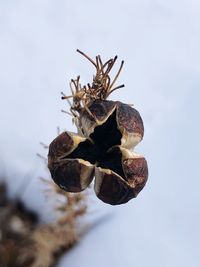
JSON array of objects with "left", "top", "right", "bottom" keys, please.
[{"left": 0, "top": 1, "right": 200, "bottom": 266}]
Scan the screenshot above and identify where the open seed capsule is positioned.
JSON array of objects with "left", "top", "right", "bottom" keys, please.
[{"left": 48, "top": 50, "right": 148, "bottom": 205}]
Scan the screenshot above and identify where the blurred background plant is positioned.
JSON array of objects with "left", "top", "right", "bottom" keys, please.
[{"left": 0, "top": 141, "right": 89, "bottom": 267}]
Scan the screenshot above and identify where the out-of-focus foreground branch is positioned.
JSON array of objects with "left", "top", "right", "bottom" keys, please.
[{"left": 0, "top": 176, "right": 88, "bottom": 267}]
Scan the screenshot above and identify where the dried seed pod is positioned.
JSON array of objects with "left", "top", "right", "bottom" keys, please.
[
  {"left": 48, "top": 50, "right": 148, "bottom": 205},
  {"left": 80, "top": 100, "right": 144, "bottom": 149},
  {"left": 48, "top": 132, "right": 94, "bottom": 192},
  {"left": 94, "top": 147, "right": 148, "bottom": 205}
]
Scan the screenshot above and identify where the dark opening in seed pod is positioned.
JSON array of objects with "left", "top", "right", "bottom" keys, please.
[{"left": 80, "top": 100, "right": 144, "bottom": 149}]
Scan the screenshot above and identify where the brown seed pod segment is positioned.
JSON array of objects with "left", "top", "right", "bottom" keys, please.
[
  {"left": 94, "top": 147, "right": 148, "bottom": 205},
  {"left": 80, "top": 100, "right": 144, "bottom": 149},
  {"left": 48, "top": 131, "right": 94, "bottom": 192}
]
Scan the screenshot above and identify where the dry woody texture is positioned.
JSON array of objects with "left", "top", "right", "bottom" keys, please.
[{"left": 48, "top": 50, "right": 148, "bottom": 205}]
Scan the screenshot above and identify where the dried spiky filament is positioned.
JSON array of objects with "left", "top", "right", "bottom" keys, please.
[
  {"left": 76, "top": 49, "right": 125, "bottom": 101},
  {"left": 61, "top": 49, "right": 125, "bottom": 132}
]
